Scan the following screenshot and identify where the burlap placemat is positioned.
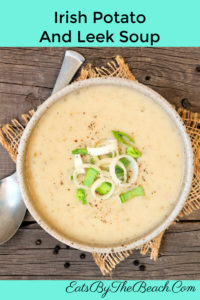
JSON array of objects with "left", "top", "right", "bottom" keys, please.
[{"left": 0, "top": 56, "right": 200, "bottom": 276}]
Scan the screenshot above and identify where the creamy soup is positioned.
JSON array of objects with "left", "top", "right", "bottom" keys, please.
[{"left": 24, "top": 84, "right": 184, "bottom": 247}]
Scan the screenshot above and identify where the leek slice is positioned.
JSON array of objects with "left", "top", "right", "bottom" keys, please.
[
  {"left": 72, "top": 148, "right": 88, "bottom": 155},
  {"left": 91, "top": 178, "right": 115, "bottom": 200},
  {"left": 96, "top": 182, "right": 112, "bottom": 195},
  {"left": 127, "top": 146, "right": 141, "bottom": 159},
  {"left": 109, "top": 155, "right": 138, "bottom": 187},
  {"left": 83, "top": 167, "right": 99, "bottom": 187},
  {"left": 87, "top": 139, "right": 117, "bottom": 156},
  {"left": 112, "top": 130, "right": 134, "bottom": 146},
  {"left": 120, "top": 186, "right": 145, "bottom": 203},
  {"left": 75, "top": 188, "right": 87, "bottom": 204},
  {"left": 74, "top": 154, "right": 84, "bottom": 174},
  {"left": 73, "top": 164, "right": 101, "bottom": 189}
]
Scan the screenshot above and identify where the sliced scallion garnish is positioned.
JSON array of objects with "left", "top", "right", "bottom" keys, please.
[
  {"left": 126, "top": 146, "right": 141, "bottom": 159},
  {"left": 74, "top": 154, "right": 84, "bottom": 173},
  {"left": 82, "top": 198, "right": 87, "bottom": 205},
  {"left": 90, "top": 157, "right": 96, "bottom": 164},
  {"left": 71, "top": 130, "right": 141, "bottom": 204},
  {"left": 96, "top": 182, "right": 112, "bottom": 195},
  {"left": 120, "top": 157, "right": 130, "bottom": 167},
  {"left": 83, "top": 167, "right": 99, "bottom": 187},
  {"left": 75, "top": 188, "right": 87, "bottom": 204},
  {"left": 112, "top": 130, "right": 134, "bottom": 146},
  {"left": 72, "top": 148, "right": 88, "bottom": 155},
  {"left": 120, "top": 186, "right": 145, "bottom": 203},
  {"left": 115, "top": 157, "right": 131, "bottom": 181},
  {"left": 115, "top": 165, "right": 125, "bottom": 181},
  {"left": 87, "top": 140, "right": 117, "bottom": 156},
  {"left": 91, "top": 178, "right": 115, "bottom": 200}
]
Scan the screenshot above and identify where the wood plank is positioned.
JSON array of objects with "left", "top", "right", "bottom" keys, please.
[{"left": 0, "top": 223, "right": 200, "bottom": 279}]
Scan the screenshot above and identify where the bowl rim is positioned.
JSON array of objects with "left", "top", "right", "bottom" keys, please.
[{"left": 17, "top": 77, "right": 194, "bottom": 253}]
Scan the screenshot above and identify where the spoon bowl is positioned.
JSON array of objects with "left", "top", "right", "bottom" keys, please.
[
  {"left": 0, "top": 50, "right": 85, "bottom": 245},
  {"left": 0, "top": 173, "right": 26, "bottom": 244}
]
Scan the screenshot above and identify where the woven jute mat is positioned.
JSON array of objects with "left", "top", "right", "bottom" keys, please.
[{"left": 1, "top": 56, "right": 200, "bottom": 276}]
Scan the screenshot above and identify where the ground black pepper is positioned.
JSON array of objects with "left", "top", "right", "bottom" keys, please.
[
  {"left": 139, "top": 264, "right": 146, "bottom": 271},
  {"left": 64, "top": 262, "right": 70, "bottom": 268},
  {"left": 196, "top": 66, "right": 200, "bottom": 72},
  {"left": 53, "top": 245, "right": 61, "bottom": 254},
  {"left": 133, "top": 260, "right": 139, "bottom": 266},
  {"left": 145, "top": 75, "right": 151, "bottom": 81},
  {"left": 35, "top": 239, "right": 42, "bottom": 245},
  {"left": 181, "top": 98, "right": 191, "bottom": 109}
]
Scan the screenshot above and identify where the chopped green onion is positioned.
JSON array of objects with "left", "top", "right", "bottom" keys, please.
[
  {"left": 120, "top": 157, "right": 130, "bottom": 167},
  {"left": 70, "top": 175, "right": 74, "bottom": 181},
  {"left": 90, "top": 157, "right": 96, "bottom": 164},
  {"left": 83, "top": 167, "right": 99, "bottom": 187},
  {"left": 75, "top": 188, "right": 87, "bottom": 204},
  {"left": 96, "top": 182, "right": 112, "bottom": 195},
  {"left": 112, "top": 130, "right": 134, "bottom": 146},
  {"left": 82, "top": 198, "right": 87, "bottom": 205},
  {"left": 127, "top": 146, "right": 141, "bottom": 159},
  {"left": 120, "top": 186, "right": 145, "bottom": 203},
  {"left": 72, "top": 148, "right": 88, "bottom": 155},
  {"left": 115, "top": 158, "right": 130, "bottom": 181},
  {"left": 115, "top": 165, "right": 125, "bottom": 181}
]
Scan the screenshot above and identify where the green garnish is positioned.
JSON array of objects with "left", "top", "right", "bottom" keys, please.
[
  {"left": 120, "top": 186, "right": 145, "bottom": 203},
  {"left": 96, "top": 182, "right": 112, "bottom": 195},
  {"left": 72, "top": 148, "right": 88, "bottom": 155},
  {"left": 83, "top": 167, "right": 99, "bottom": 187},
  {"left": 75, "top": 188, "right": 87, "bottom": 204},
  {"left": 115, "top": 158, "right": 130, "bottom": 181},
  {"left": 82, "top": 198, "right": 87, "bottom": 205},
  {"left": 70, "top": 175, "right": 74, "bottom": 181},
  {"left": 120, "top": 157, "right": 130, "bottom": 167},
  {"left": 115, "top": 165, "right": 125, "bottom": 181},
  {"left": 90, "top": 157, "right": 96, "bottom": 164},
  {"left": 112, "top": 130, "right": 134, "bottom": 146},
  {"left": 127, "top": 146, "right": 141, "bottom": 159},
  {"left": 71, "top": 131, "right": 142, "bottom": 204}
]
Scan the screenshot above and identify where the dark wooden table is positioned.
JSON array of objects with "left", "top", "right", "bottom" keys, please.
[{"left": 0, "top": 47, "right": 200, "bottom": 279}]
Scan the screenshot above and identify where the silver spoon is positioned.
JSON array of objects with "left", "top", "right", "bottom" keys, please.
[{"left": 0, "top": 50, "right": 85, "bottom": 245}]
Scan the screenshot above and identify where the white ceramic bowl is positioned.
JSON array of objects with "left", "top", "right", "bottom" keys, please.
[{"left": 17, "top": 78, "right": 193, "bottom": 253}]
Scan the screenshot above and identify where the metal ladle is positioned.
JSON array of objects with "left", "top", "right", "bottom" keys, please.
[{"left": 0, "top": 50, "right": 85, "bottom": 245}]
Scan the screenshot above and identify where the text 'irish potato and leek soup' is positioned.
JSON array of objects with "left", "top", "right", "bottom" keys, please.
[{"left": 24, "top": 84, "right": 184, "bottom": 247}]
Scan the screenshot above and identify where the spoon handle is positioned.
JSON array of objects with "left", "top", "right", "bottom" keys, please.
[
  {"left": 0, "top": 50, "right": 85, "bottom": 245},
  {"left": 9, "top": 50, "right": 84, "bottom": 177},
  {"left": 52, "top": 50, "right": 85, "bottom": 95},
  {"left": 2, "top": 50, "right": 85, "bottom": 179}
]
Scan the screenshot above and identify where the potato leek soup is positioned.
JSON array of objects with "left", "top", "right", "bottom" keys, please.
[{"left": 24, "top": 84, "right": 184, "bottom": 247}]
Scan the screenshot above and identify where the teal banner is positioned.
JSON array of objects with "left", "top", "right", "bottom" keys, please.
[
  {"left": 0, "top": 0, "right": 199, "bottom": 47},
  {"left": 0, "top": 280, "right": 199, "bottom": 299}
]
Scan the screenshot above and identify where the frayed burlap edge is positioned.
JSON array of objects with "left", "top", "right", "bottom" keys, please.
[{"left": 0, "top": 56, "right": 200, "bottom": 276}]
